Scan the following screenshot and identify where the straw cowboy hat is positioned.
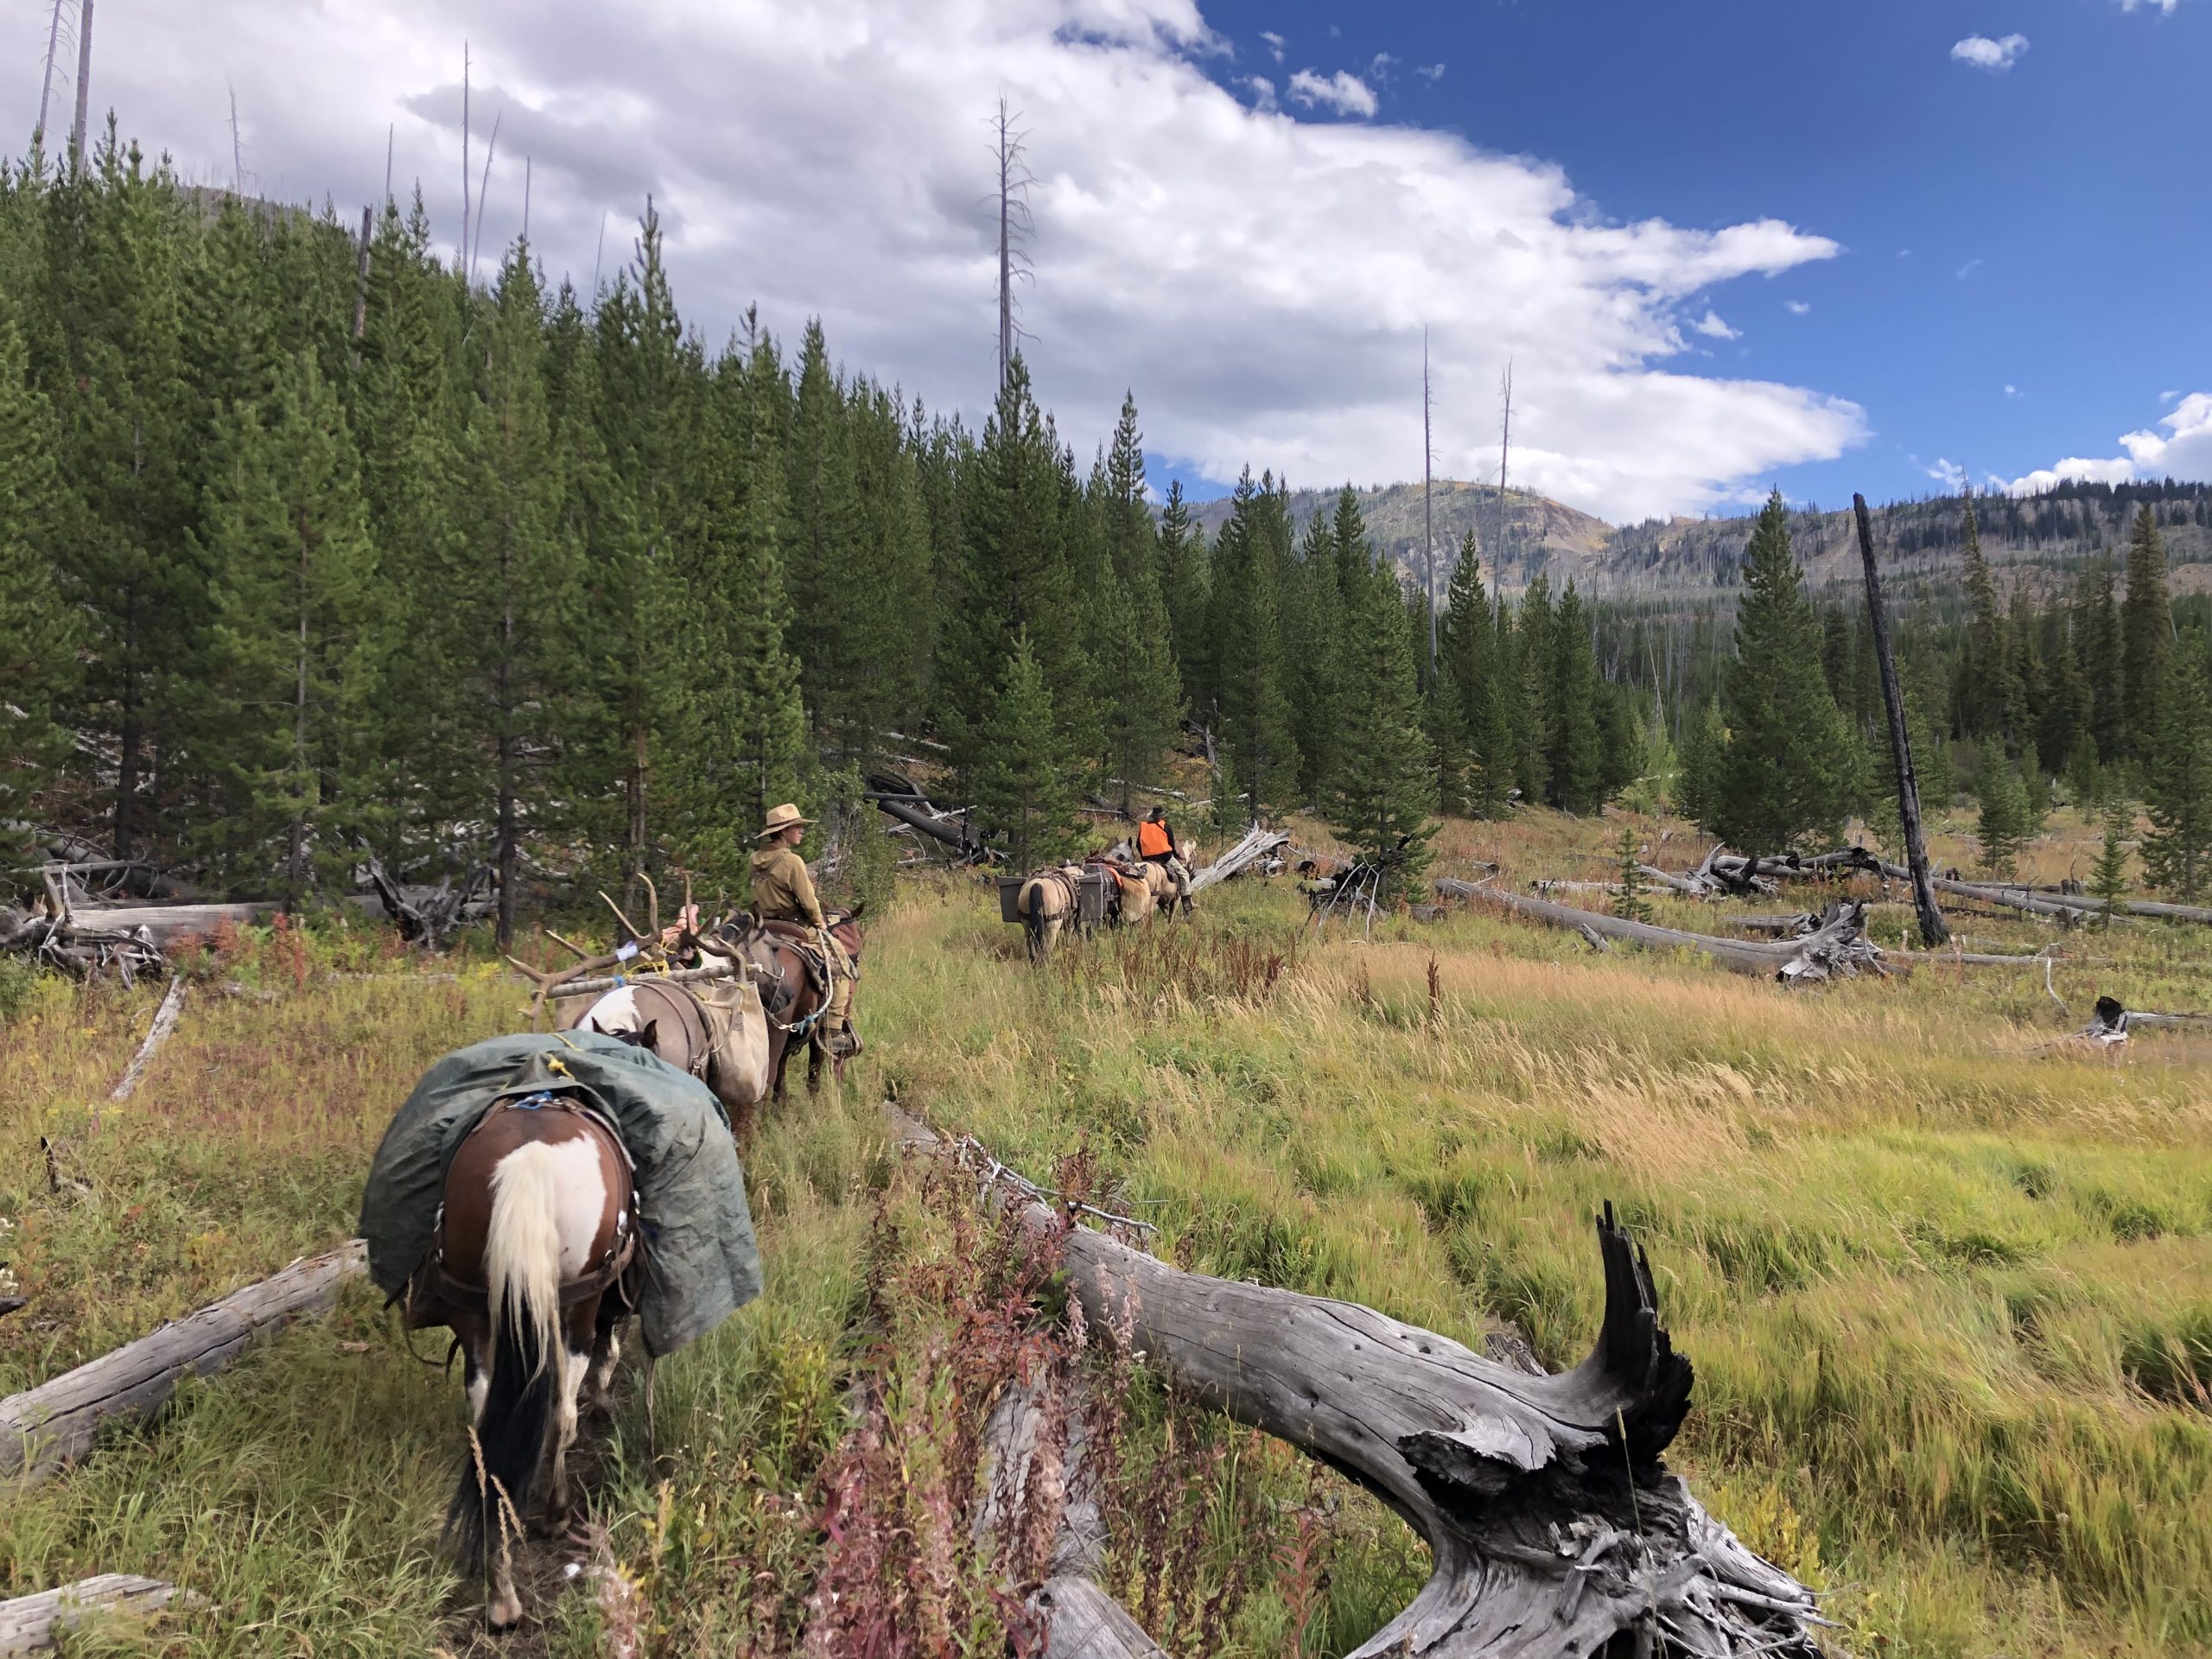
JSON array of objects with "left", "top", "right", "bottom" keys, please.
[{"left": 756, "top": 803, "right": 815, "bottom": 839}]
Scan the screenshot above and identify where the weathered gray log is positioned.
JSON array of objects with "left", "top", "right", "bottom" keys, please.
[
  {"left": 1189, "top": 825, "right": 1291, "bottom": 894},
  {"left": 1440, "top": 880, "right": 1882, "bottom": 982},
  {"left": 0, "top": 1574, "right": 197, "bottom": 1653},
  {"left": 108, "top": 976, "right": 187, "bottom": 1102},
  {"left": 22, "top": 901, "right": 274, "bottom": 943},
  {"left": 893, "top": 1111, "right": 1163, "bottom": 1657},
  {"left": 0, "top": 1242, "right": 366, "bottom": 1481},
  {"left": 897, "top": 1107, "right": 1825, "bottom": 1659}
]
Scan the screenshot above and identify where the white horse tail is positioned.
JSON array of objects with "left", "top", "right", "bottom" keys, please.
[{"left": 484, "top": 1145, "right": 566, "bottom": 1389}]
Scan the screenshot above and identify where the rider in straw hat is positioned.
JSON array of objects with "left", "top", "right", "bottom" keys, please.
[{"left": 750, "top": 803, "right": 859, "bottom": 1057}]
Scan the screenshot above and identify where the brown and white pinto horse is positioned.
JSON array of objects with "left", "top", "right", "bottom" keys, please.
[
  {"left": 429, "top": 1091, "right": 636, "bottom": 1630},
  {"left": 702, "top": 907, "right": 865, "bottom": 1100}
]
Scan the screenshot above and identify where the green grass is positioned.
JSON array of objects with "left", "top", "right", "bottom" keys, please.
[{"left": 3, "top": 800, "right": 2209, "bottom": 1656}]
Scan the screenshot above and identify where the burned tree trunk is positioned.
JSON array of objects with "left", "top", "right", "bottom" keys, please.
[{"left": 1855, "top": 493, "right": 1948, "bottom": 947}]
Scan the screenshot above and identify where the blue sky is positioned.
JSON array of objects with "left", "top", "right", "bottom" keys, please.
[
  {"left": 10, "top": 0, "right": 2205, "bottom": 524},
  {"left": 1183, "top": 0, "right": 2212, "bottom": 516}
]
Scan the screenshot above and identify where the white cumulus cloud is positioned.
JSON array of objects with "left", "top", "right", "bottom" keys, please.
[
  {"left": 1417, "top": 63, "right": 1446, "bottom": 82},
  {"left": 1287, "top": 67, "right": 1378, "bottom": 118},
  {"left": 1785, "top": 300, "right": 1813, "bottom": 315},
  {"left": 2006, "top": 393, "right": 2212, "bottom": 493},
  {"left": 1243, "top": 75, "right": 1277, "bottom": 111},
  {"left": 1923, "top": 457, "right": 1967, "bottom": 488},
  {"left": 1260, "top": 29, "right": 1285, "bottom": 60},
  {"left": 1691, "top": 310, "right": 1740, "bottom": 340},
  {"left": 1952, "top": 33, "right": 2030, "bottom": 71},
  {"left": 2120, "top": 0, "right": 2179, "bottom": 13},
  {"left": 0, "top": 0, "right": 1864, "bottom": 522}
]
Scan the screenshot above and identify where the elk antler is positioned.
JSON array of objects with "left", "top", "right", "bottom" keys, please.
[{"left": 505, "top": 923, "right": 669, "bottom": 1028}]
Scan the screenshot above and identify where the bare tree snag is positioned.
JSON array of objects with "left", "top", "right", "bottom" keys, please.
[
  {"left": 108, "top": 976, "right": 186, "bottom": 1102},
  {"left": 1855, "top": 493, "right": 1948, "bottom": 946},
  {"left": 0, "top": 1243, "right": 365, "bottom": 1482},
  {"left": 890, "top": 1107, "right": 1827, "bottom": 1659},
  {"left": 0, "top": 1574, "right": 198, "bottom": 1654}
]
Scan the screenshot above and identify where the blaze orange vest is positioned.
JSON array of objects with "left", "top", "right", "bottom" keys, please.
[{"left": 1137, "top": 820, "right": 1172, "bottom": 858}]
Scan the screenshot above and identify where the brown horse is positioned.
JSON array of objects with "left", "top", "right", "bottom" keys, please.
[
  {"left": 427, "top": 1092, "right": 636, "bottom": 1630},
  {"left": 702, "top": 908, "right": 865, "bottom": 1099}
]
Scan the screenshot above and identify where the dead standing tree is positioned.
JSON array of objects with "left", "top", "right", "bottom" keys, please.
[
  {"left": 993, "top": 96, "right": 1036, "bottom": 386},
  {"left": 1855, "top": 493, "right": 1948, "bottom": 945}
]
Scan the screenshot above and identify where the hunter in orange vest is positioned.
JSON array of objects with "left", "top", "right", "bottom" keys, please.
[{"left": 1138, "top": 806, "right": 1194, "bottom": 912}]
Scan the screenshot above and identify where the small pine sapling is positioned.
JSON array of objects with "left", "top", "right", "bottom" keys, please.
[
  {"left": 2090, "top": 800, "right": 2132, "bottom": 932},
  {"left": 1613, "top": 827, "right": 1652, "bottom": 923}
]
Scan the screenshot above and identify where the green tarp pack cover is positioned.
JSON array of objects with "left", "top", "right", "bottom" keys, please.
[{"left": 359, "top": 1033, "right": 761, "bottom": 1357}]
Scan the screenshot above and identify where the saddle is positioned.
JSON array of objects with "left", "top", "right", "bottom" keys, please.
[{"left": 755, "top": 918, "right": 835, "bottom": 996}]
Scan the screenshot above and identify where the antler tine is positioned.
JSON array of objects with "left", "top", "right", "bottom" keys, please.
[
  {"left": 543, "top": 927, "right": 596, "bottom": 963},
  {"left": 641, "top": 873, "right": 661, "bottom": 942},
  {"left": 599, "top": 888, "right": 653, "bottom": 950}
]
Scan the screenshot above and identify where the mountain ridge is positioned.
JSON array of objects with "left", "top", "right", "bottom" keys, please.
[{"left": 1179, "top": 478, "right": 2212, "bottom": 605}]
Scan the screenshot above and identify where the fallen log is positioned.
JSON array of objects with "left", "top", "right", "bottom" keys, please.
[
  {"left": 1440, "top": 880, "right": 1884, "bottom": 982},
  {"left": 890, "top": 1109, "right": 1163, "bottom": 1657},
  {"left": 1189, "top": 825, "right": 1291, "bottom": 894},
  {"left": 0, "top": 1242, "right": 365, "bottom": 1482},
  {"left": 108, "top": 976, "right": 188, "bottom": 1102},
  {"left": 895, "top": 1106, "right": 1825, "bottom": 1659},
  {"left": 0, "top": 1574, "right": 199, "bottom": 1654}
]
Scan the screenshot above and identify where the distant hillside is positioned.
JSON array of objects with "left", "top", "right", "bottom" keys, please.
[{"left": 1183, "top": 477, "right": 2212, "bottom": 608}]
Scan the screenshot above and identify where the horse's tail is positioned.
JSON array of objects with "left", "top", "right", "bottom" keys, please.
[
  {"left": 446, "top": 1144, "right": 564, "bottom": 1572},
  {"left": 1016, "top": 878, "right": 1046, "bottom": 959}
]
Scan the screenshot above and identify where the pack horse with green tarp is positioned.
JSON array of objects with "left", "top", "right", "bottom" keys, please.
[{"left": 360, "top": 1033, "right": 763, "bottom": 1359}]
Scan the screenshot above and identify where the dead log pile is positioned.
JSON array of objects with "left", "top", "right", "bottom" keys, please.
[{"left": 892, "top": 1105, "right": 1827, "bottom": 1659}]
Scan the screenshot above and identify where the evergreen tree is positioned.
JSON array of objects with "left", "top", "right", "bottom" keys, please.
[
  {"left": 2089, "top": 799, "right": 2132, "bottom": 931},
  {"left": 2140, "top": 639, "right": 2212, "bottom": 900},
  {"left": 782, "top": 320, "right": 866, "bottom": 756},
  {"left": 2120, "top": 505, "right": 2171, "bottom": 758},
  {"left": 1440, "top": 531, "right": 1510, "bottom": 816},
  {"left": 1975, "top": 758, "right": 2029, "bottom": 880},
  {"left": 442, "top": 248, "right": 575, "bottom": 944},
  {"left": 1204, "top": 468, "right": 1299, "bottom": 823},
  {"left": 0, "top": 304, "right": 76, "bottom": 836},
  {"left": 1325, "top": 550, "right": 1436, "bottom": 895},
  {"left": 939, "top": 357, "right": 1090, "bottom": 796},
  {"left": 1613, "top": 828, "right": 1651, "bottom": 923},
  {"left": 1677, "top": 700, "right": 1727, "bottom": 831},
  {"left": 1956, "top": 488, "right": 2020, "bottom": 738},
  {"left": 1155, "top": 480, "right": 1210, "bottom": 710},
  {"left": 2075, "top": 551, "right": 2124, "bottom": 766},
  {"left": 972, "top": 632, "right": 1084, "bottom": 870},
  {"left": 191, "top": 348, "right": 378, "bottom": 899},
  {"left": 49, "top": 136, "right": 200, "bottom": 860},
  {"left": 847, "top": 378, "right": 937, "bottom": 742},
  {"left": 1548, "top": 580, "right": 1605, "bottom": 812},
  {"left": 655, "top": 331, "right": 810, "bottom": 892},
  {"left": 1282, "top": 508, "right": 1344, "bottom": 806},
  {"left": 1093, "top": 394, "right": 1180, "bottom": 810},
  {"left": 1512, "top": 575, "right": 1554, "bottom": 807},
  {"left": 1711, "top": 491, "right": 1855, "bottom": 855}
]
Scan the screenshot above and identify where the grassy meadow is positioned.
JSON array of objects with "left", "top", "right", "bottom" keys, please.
[{"left": 0, "top": 798, "right": 2208, "bottom": 1656}]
